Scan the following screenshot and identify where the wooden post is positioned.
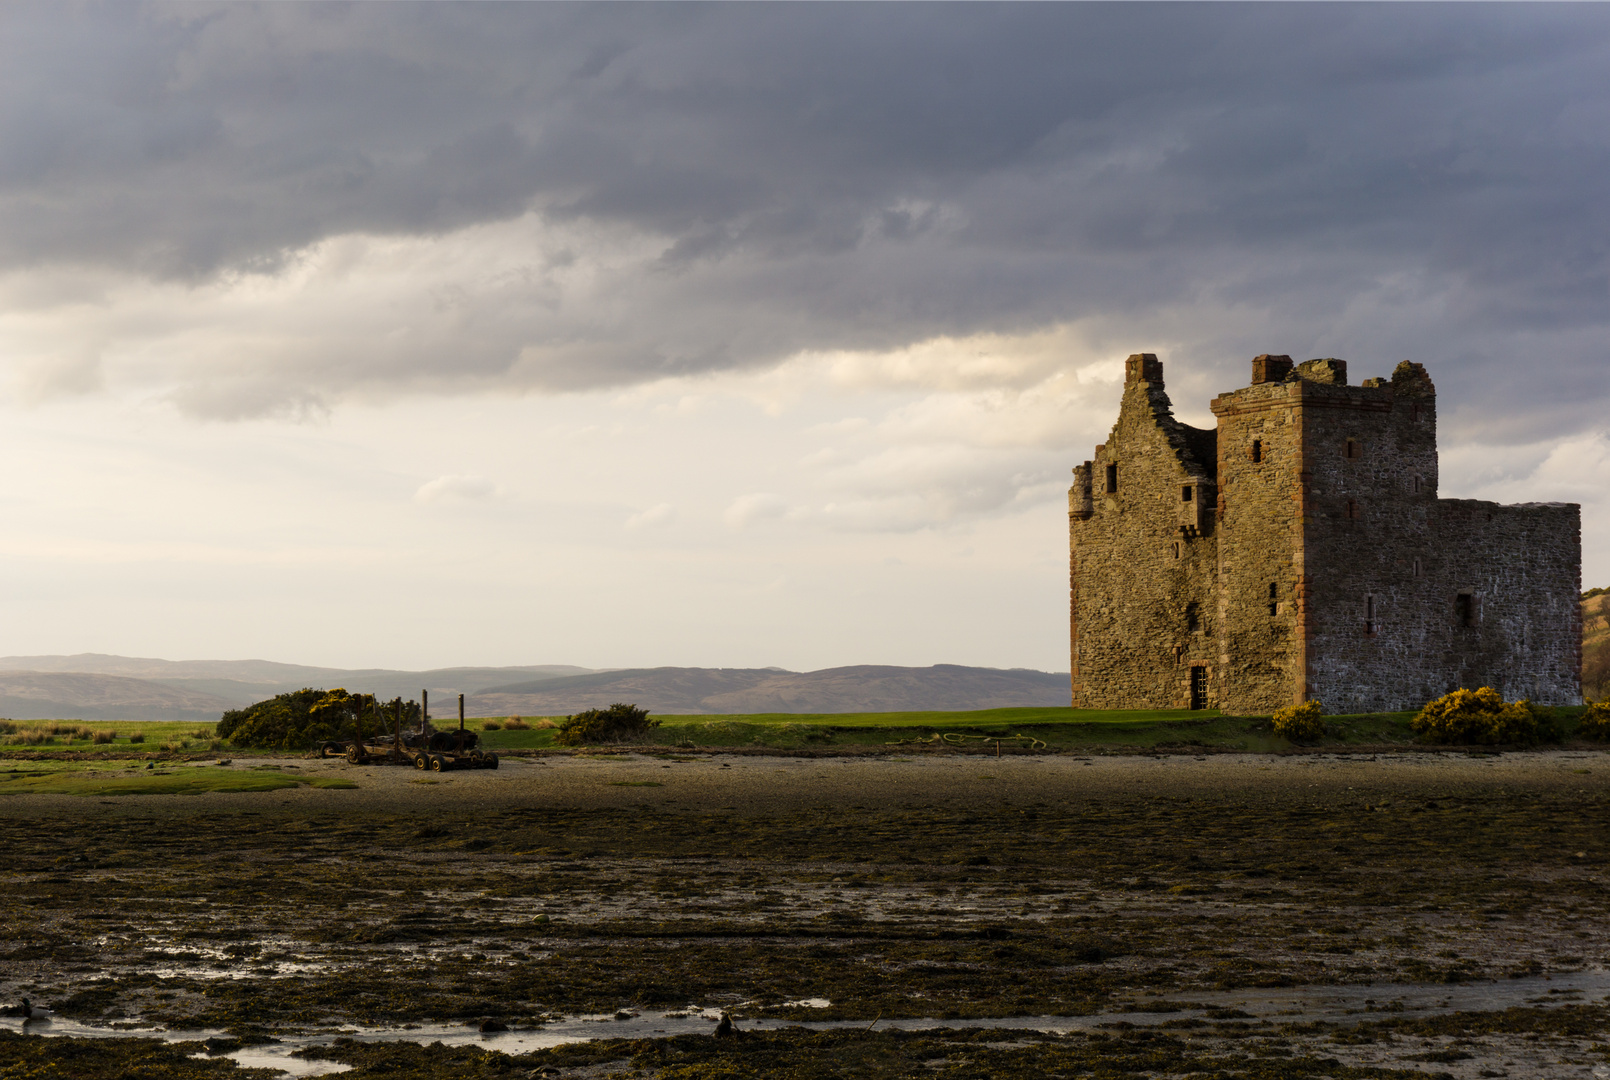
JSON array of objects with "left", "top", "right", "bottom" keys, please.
[
  {"left": 458, "top": 693, "right": 465, "bottom": 753},
  {"left": 422, "top": 689, "right": 429, "bottom": 733}
]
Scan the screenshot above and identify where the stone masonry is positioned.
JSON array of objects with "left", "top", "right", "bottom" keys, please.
[{"left": 1069, "top": 354, "right": 1582, "bottom": 714}]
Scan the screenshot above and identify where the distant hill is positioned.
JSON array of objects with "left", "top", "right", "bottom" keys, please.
[
  {"left": 0, "top": 671, "right": 235, "bottom": 722},
  {"left": 0, "top": 654, "right": 595, "bottom": 710},
  {"left": 470, "top": 664, "right": 1071, "bottom": 716},
  {"left": 0, "top": 657, "right": 1070, "bottom": 722},
  {"left": 1585, "top": 590, "right": 1609, "bottom": 702}
]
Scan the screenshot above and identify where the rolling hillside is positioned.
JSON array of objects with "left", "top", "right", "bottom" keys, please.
[
  {"left": 0, "top": 671, "right": 235, "bottom": 722},
  {"left": 1585, "top": 589, "right": 1609, "bottom": 702},
  {"left": 469, "top": 664, "right": 1070, "bottom": 716},
  {"left": 0, "top": 655, "right": 594, "bottom": 710}
]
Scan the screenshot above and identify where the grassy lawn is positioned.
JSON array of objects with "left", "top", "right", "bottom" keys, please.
[
  {"left": 0, "top": 758, "right": 358, "bottom": 796},
  {"left": 0, "top": 718, "right": 220, "bottom": 753},
  {"left": 2, "top": 706, "right": 1596, "bottom": 757},
  {"left": 462, "top": 707, "right": 1440, "bottom": 752}
]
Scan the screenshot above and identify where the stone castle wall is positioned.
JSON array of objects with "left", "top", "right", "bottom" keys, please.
[
  {"left": 1070, "top": 353, "right": 1582, "bottom": 713},
  {"left": 1069, "top": 354, "right": 1218, "bottom": 709}
]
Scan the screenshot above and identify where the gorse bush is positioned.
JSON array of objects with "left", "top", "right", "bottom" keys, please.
[
  {"left": 503, "top": 717, "right": 531, "bottom": 730},
  {"left": 218, "top": 689, "right": 424, "bottom": 750},
  {"left": 1576, "top": 699, "right": 1610, "bottom": 741},
  {"left": 1411, "top": 687, "right": 1561, "bottom": 745},
  {"left": 1272, "top": 700, "right": 1326, "bottom": 742},
  {"left": 555, "top": 703, "right": 657, "bottom": 746}
]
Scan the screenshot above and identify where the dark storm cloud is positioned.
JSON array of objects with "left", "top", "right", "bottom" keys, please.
[{"left": 1, "top": 3, "right": 1606, "bottom": 429}]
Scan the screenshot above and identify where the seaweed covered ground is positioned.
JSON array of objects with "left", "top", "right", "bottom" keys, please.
[{"left": 1, "top": 751, "right": 1607, "bottom": 1077}]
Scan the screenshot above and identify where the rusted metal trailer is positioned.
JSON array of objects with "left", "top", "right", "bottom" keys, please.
[{"left": 320, "top": 691, "right": 499, "bottom": 771}]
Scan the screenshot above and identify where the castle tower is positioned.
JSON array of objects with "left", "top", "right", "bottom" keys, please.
[
  {"left": 1069, "top": 354, "right": 1581, "bottom": 713},
  {"left": 1068, "top": 354, "right": 1219, "bottom": 709}
]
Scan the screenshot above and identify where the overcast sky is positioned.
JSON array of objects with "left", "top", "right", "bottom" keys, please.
[{"left": 0, "top": 3, "right": 1605, "bottom": 672}]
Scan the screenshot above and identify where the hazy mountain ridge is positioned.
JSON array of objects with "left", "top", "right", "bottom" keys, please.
[
  {"left": 471, "top": 664, "right": 1070, "bottom": 715},
  {"left": 0, "top": 657, "right": 1070, "bottom": 721},
  {"left": 0, "top": 671, "right": 236, "bottom": 722},
  {"left": 0, "top": 655, "right": 597, "bottom": 715}
]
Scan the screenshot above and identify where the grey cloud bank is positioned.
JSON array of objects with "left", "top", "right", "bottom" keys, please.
[
  {"left": 0, "top": 3, "right": 1604, "bottom": 672},
  {"left": 0, "top": 3, "right": 1606, "bottom": 431}
]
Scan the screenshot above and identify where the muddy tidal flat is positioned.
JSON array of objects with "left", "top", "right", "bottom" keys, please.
[{"left": 2, "top": 749, "right": 1608, "bottom": 1078}]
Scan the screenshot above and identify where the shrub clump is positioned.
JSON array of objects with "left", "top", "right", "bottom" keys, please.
[
  {"left": 555, "top": 703, "right": 658, "bottom": 746},
  {"left": 1411, "top": 687, "right": 1561, "bottom": 745},
  {"left": 1272, "top": 700, "right": 1327, "bottom": 742},
  {"left": 217, "top": 688, "right": 409, "bottom": 750},
  {"left": 1575, "top": 699, "right": 1610, "bottom": 741}
]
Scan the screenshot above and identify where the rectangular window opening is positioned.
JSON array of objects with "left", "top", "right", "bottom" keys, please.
[
  {"left": 1250, "top": 439, "right": 1263, "bottom": 463},
  {"left": 1105, "top": 463, "right": 1118, "bottom": 493},
  {"left": 1344, "top": 439, "right": 1362, "bottom": 459},
  {"left": 1412, "top": 557, "right": 1422, "bottom": 578},
  {"left": 1346, "top": 499, "right": 1361, "bottom": 520},
  {"left": 1411, "top": 474, "right": 1422, "bottom": 494},
  {"left": 1181, "top": 485, "right": 1192, "bottom": 502},
  {"left": 1171, "top": 541, "right": 1180, "bottom": 560},
  {"left": 1364, "top": 595, "right": 1375, "bottom": 635},
  {"left": 1456, "top": 593, "right": 1473, "bottom": 628},
  {"left": 1189, "top": 666, "right": 1207, "bottom": 711},
  {"left": 1268, "top": 582, "right": 1278, "bottom": 617},
  {"left": 1185, "top": 602, "right": 1201, "bottom": 633}
]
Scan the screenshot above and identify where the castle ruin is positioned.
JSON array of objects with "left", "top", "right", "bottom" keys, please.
[{"left": 1068, "top": 354, "right": 1582, "bottom": 714}]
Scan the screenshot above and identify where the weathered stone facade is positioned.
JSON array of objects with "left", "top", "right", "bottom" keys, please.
[{"left": 1069, "top": 354, "right": 1582, "bottom": 714}]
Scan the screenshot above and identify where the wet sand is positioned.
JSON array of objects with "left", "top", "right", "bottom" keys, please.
[
  {"left": 7, "top": 745, "right": 1607, "bottom": 818},
  {"left": 2, "top": 749, "right": 1607, "bottom": 1079}
]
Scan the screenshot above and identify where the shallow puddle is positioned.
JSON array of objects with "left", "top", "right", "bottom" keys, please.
[{"left": 6, "top": 971, "right": 1607, "bottom": 1078}]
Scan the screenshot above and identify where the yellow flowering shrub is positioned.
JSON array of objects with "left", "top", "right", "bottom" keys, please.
[
  {"left": 1575, "top": 699, "right": 1610, "bottom": 741},
  {"left": 1411, "top": 687, "right": 1560, "bottom": 745},
  {"left": 1272, "top": 700, "right": 1326, "bottom": 742}
]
